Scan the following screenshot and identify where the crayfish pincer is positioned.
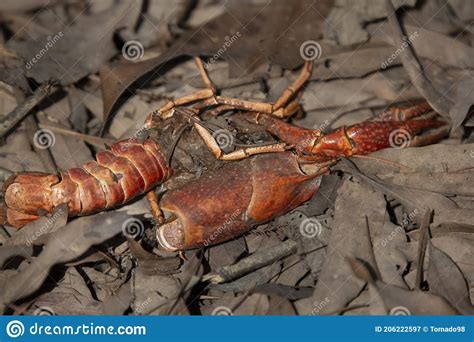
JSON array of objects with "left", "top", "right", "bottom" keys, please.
[{"left": 156, "top": 152, "right": 322, "bottom": 251}]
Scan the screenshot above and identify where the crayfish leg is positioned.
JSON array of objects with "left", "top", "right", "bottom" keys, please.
[
  {"left": 408, "top": 125, "right": 450, "bottom": 147},
  {"left": 377, "top": 102, "right": 432, "bottom": 121}
]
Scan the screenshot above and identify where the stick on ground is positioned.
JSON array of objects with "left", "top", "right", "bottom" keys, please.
[
  {"left": 0, "top": 82, "right": 53, "bottom": 139},
  {"left": 203, "top": 240, "right": 297, "bottom": 284}
]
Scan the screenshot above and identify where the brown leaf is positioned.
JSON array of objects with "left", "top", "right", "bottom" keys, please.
[
  {"left": 427, "top": 241, "right": 474, "bottom": 314},
  {"left": 351, "top": 143, "right": 474, "bottom": 175},
  {"left": 0, "top": 1, "right": 51, "bottom": 12},
  {"left": 298, "top": 178, "right": 386, "bottom": 315},
  {"left": 371, "top": 221, "right": 409, "bottom": 288},
  {"left": 324, "top": 0, "right": 416, "bottom": 45},
  {"left": 385, "top": 0, "right": 453, "bottom": 118},
  {"left": 266, "top": 294, "right": 297, "bottom": 315},
  {"left": 9, "top": 0, "right": 141, "bottom": 85},
  {"left": 377, "top": 171, "right": 474, "bottom": 197},
  {"left": 31, "top": 290, "right": 103, "bottom": 315},
  {"left": 132, "top": 252, "right": 202, "bottom": 315},
  {"left": 0, "top": 211, "right": 130, "bottom": 312},
  {"left": 350, "top": 256, "right": 459, "bottom": 315},
  {"left": 128, "top": 238, "right": 181, "bottom": 275}
]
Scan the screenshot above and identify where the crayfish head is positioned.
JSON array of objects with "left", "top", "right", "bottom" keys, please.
[{"left": 143, "top": 112, "right": 193, "bottom": 162}]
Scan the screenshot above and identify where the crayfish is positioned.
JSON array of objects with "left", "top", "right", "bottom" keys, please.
[{"left": 1, "top": 57, "right": 449, "bottom": 251}]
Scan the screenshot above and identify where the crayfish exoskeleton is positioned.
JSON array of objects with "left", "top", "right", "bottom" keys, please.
[
  {"left": 1, "top": 57, "right": 449, "bottom": 252},
  {"left": 3, "top": 138, "right": 172, "bottom": 227},
  {"left": 157, "top": 152, "right": 322, "bottom": 250}
]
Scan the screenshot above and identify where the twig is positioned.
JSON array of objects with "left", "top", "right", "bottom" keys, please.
[
  {"left": 0, "top": 82, "right": 54, "bottom": 139},
  {"left": 203, "top": 240, "right": 297, "bottom": 284},
  {"left": 415, "top": 209, "right": 431, "bottom": 289},
  {"left": 38, "top": 123, "right": 115, "bottom": 149}
]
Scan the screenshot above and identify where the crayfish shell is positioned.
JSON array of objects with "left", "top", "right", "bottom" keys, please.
[
  {"left": 157, "top": 152, "right": 322, "bottom": 250},
  {"left": 2, "top": 138, "right": 171, "bottom": 228}
]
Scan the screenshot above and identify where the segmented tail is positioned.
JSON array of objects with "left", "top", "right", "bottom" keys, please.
[{"left": 3, "top": 138, "right": 171, "bottom": 228}]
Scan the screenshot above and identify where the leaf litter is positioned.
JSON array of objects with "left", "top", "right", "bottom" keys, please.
[{"left": 0, "top": 0, "right": 472, "bottom": 316}]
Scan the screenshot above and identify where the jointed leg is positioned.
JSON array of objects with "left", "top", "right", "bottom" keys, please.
[
  {"left": 273, "top": 61, "right": 313, "bottom": 111},
  {"left": 194, "top": 96, "right": 273, "bottom": 114},
  {"left": 375, "top": 102, "right": 448, "bottom": 147},
  {"left": 144, "top": 57, "right": 218, "bottom": 125},
  {"left": 152, "top": 89, "right": 215, "bottom": 119},
  {"left": 408, "top": 125, "right": 450, "bottom": 147},
  {"left": 193, "top": 95, "right": 300, "bottom": 118},
  {"left": 377, "top": 102, "right": 432, "bottom": 122},
  {"left": 192, "top": 61, "right": 313, "bottom": 118},
  {"left": 273, "top": 98, "right": 303, "bottom": 118},
  {"left": 143, "top": 88, "right": 215, "bottom": 127},
  {"left": 192, "top": 93, "right": 306, "bottom": 161},
  {"left": 204, "top": 105, "right": 235, "bottom": 116},
  {"left": 146, "top": 191, "right": 164, "bottom": 225},
  {"left": 194, "top": 57, "right": 217, "bottom": 93},
  {"left": 193, "top": 123, "right": 287, "bottom": 161},
  {"left": 146, "top": 59, "right": 312, "bottom": 126}
]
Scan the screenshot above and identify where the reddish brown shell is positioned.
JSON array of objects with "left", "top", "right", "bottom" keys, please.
[
  {"left": 308, "top": 120, "right": 446, "bottom": 161},
  {"left": 3, "top": 138, "right": 171, "bottom": 228},
  {"left": 157, "top": 152, "right": 321, "bottom": 250},
  {"left": 246, "top": 111, "right": 446, "bottom": 162}
]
